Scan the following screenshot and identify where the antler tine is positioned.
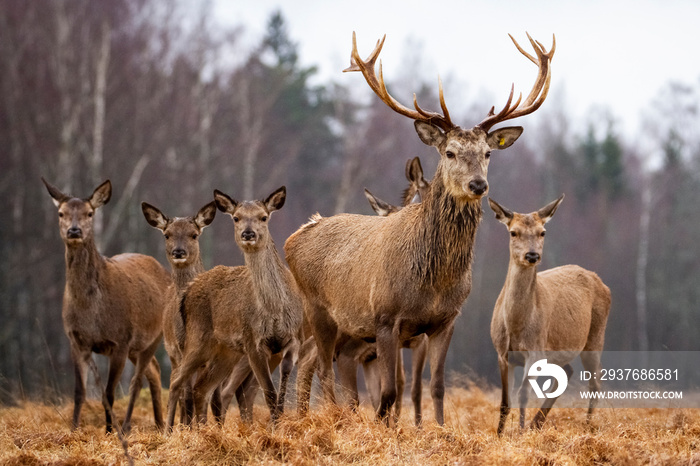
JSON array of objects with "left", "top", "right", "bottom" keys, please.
[
  {"left": 478, "top": 33, "right": 555, "bottom": 132},
  {"left": 344, "top": 32, "right": 455, "bottom": 132}
]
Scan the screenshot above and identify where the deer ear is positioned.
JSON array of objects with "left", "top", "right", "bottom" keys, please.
[
  {"left": 537, "top": 194, "right": 565, "bottom": 224},
  {"left": 414, "top": 121, "right": 446, "bottom": 148},
  {"left": 264, "top": 186, "right": 286, "bottom": 213},
  {"left": 214, "top": 190, "right": 237, "bottom": 214},
  {"left": 89, "top": 180, "right": 112, "bottom": 208},
  {"left": 486, "top": 126, "right": 523, "bottom": 150},
  {"left": 488, "top": 198, "right": 513, "bottom": 225},
  {"left": 405, "top": 157, "right": 424, "bottom": 183},
  {"left": 141, "top": 202, "right": 169, "bottom": 231},
  {"left": 41, "top": 177, "right": 69, "bottom": 208},
  {"left": 195, "top": 201, "right": 217, "bottom": 229},
  {"left": 364, "top": 188, "right": 399, "bottom": 217}
]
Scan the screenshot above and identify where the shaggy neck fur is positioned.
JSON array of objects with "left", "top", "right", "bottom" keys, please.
[
  {"left": 244, "top": 239, "right": 292, "bottom": 314},
  {"left": 65, "top": 238, "right": 103, "bottom": 308},
  {"left": 410, "top": 167, "right": 482, "bottom": 289},
  {"left": 172, "top": 260, "right": 204, "bottom": 292}
]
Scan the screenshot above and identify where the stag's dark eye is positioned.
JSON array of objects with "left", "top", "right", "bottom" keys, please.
[
  {"left": 445, "top": 151, "right": 455, "bottom": 159},
  {"left": 485, "top": 151, "right": 492, "bottom": 159},
  {"left": 233, "top": 217, "right": 239, "bottom": 223},
  {"left": 58, "top": 212, "right": 64, "bottom": 218},
  {"left": 87, "top": 212, "right": 93, "bottom": 217},
  {"left": 192, "top": 234, "right": 198, "bottom": 240},
  {"left": 510, "top": 231, "right": 517, "bottom": 237},
  {"left": 261, "top": 216, "right": 268, "bottom": 222},
  {"left": 540, "top": 231, "right": 546, "bottom": 237},
  {"left": 164, "top": 234, "right": 170, "bottom": 240}
]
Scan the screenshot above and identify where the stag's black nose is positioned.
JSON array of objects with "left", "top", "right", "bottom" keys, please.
[
  {"left": 241, "top": 230, "right": 256, "bottom": 241},
  {"left": 172, "top": 249, "right": 186, "bottom": 259},
  {"left": 469, "top": 179, "right": 488, "bottom": 196},
  {"left": 67, "top": 227, "right": 82, "bottom": 238},
  {"left": 525, "top": 252, "right": 540, "bottom": 264}
]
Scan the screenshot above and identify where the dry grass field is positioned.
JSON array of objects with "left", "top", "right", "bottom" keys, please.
[{"left": 2, "top": 383, "right": 700, "bottom": 465}]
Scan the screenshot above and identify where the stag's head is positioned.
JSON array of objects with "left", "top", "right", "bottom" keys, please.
[
  {"left": 345, "top": 32, "right": 555, "bottom": 202},
  {"left": 42, "top": 178, "right": 111, "bottom": 246},
  {"left": 141, "top": 201, "right": 216, "bottom": 268},
  {"left": 488, "top": 195, "right": 564, "bottom": 267},
  {"left": 214, "top": 187, "right": 286, "bottom": 254}
]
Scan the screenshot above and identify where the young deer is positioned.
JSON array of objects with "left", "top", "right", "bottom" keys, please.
[
  {"left": 488, "top": 195, "right": 611, "bottom": 435},
  {"left": 142, "top": 201, "right": 257, "bottom": 424},
  {"left": 165, "top": 187, "right": 302, "bottom": 430},
  {"left": 285, "top": 32, "right": 554, "bottom": 425},
  {"left": 42, "top": 178, "right": 171, "bottom": 433}
]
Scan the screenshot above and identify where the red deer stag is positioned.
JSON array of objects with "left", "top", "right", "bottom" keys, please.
[
  {"left": 42, "top": 178, "right": 171, "bottom": 433},
  {"left": 165, "top": 187, "right": 302, "bottom": 430},
  {"left": 285, "top": 32, "right": 555, "bottom": 425},
  {"left": 488, "top": 195, "right": 611, "bottom": 435},
  {"left": 141, "top": 201, "right": 257, "bottom": 424}
]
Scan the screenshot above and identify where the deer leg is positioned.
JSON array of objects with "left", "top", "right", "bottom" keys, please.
[
  {"left": 247, "top": 348, "right": 280, "bottom": 423},
  {"left": 531, "top": 363, "right": 573, "bottom": 430},
  {"left": 220, "top": 357, "right": 254, "bottom": 423},
  {"left": 336, "top": 340, "right": 362, "bottom": 409},
  {"left": 580, "top": 351, "right": 602, "bottom": 422},
  {"left": 393, "top": 349, "right": 405, "bottom": 424},
  {"left": 123, "top": 338, "right": 162, "bottom": 433},
  {"left": 496, "top": 355, "right": 511, "bottom": 436},
  {"left": 375, "top": 325, "right": 399, "bottom": 425},
  {"left": 70, "top": 347, "right": 91, "bottom": 430},
  {"left": 296, "top": 337, "right": 319, "bottom": 415},
  {"left": 410, "top": 337, "right": 428, "bottom": 426},
  {"left": 427, "top": 320, "right": 456, "bottom": 426},
  {"left": 235, "top": 371, "right": 259, "bottom": 423},
  {"left": 192, "top": 355, "right": 238, "bottom": 425},
  {"left": 166, "top": 352, "right": 208, "bottom": 432},
  {"left": 104, "top": 350, "right": 128, "bottom": 434},
  {"left": 277, "top": 344, "right": 298, "bottom": 415},
  {"left": 362, "top": 357, "right": 381, "bottom": 412},
  {"left": 144, "top": 356, "right": 164, "bottom": 430},
  {"left": 311, "top": 310, "right": 338, "bottom": 408}
]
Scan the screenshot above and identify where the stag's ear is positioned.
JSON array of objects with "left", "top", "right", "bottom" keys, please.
[
  {"left": 414, "top": 121, "right": 446, "bottom": 148},
  {"left": 264, "top": 186, "right": 286, "bottom": 213},
  {"left": 405, "top": 157, "right": 424, "bottom": 183},
  {"left": 214, "top": 190, "right": 237, "bottom": 214},
  {"left": 195, "top": 201, "right": 217, "bottom": 230},
  {"left": 41, "top": 177, "right": 69, "bottom": 208},
  {"left": 486, "top": 126, "right": 524, "bottom": 150},
  {"left": 364, "top": 188, "right": 399, "bottom": 217},
  {"left": 89, "top": 180, "right": 112, "bottom": 208},
  {"left": 488, "top": 198, "right": 513, "bottom": 226},
  {"left": 141, "top": 202, "right": 169, "bottom": 231},
  {"left": 537, "top": 194, "right": 565, "bottom": 224}
]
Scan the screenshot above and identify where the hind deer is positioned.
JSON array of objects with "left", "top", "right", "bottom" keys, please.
[
  {"left": 488, "top": 195, "right": 611, "bottom": 435},
  {"left": 165, "top": 187, "right": 302, "bottom": 430},
  {"left": 285, "top": 31, "right": 555, "bottom": 425},
  {"left": 141, "top": 201, "right": 258, "bottom": 424},
  {"left": 42, "top": 178, "right": 171, "bottom": 433}
]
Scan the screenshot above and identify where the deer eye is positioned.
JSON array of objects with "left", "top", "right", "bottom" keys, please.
[
  {"left": 192, "top": 234, "right": 198, "bottom": 240},
  {"left": 87, "top": 212, "right": 93, "bottom": 217},
  {"left": 58, "top": 212, "right": 64, "bottom": 218},
  {"left": 164, "top": 234, "right": 170, "bottom": 240},
  {"left": 540, "top": 231, "right": 546, "bottom": 237},
  {"left": 485, "top": 151, "right": 492, "bottom": 159},
  {"left": 445, "top": 151, "right": 455, "bottom": 159},
  {"left": 510, "top": 231, "right": 517, "bottom": 237},
  {"left": 261, "top": 216, "right": 268, "bottom": 222},
  {"left": 233, "top": 217, "right": 239, "bottom": 223}
]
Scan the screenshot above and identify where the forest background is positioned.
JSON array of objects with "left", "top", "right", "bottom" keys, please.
[{"left": 1, "top": 0, "right": 699, "bottom": 404}]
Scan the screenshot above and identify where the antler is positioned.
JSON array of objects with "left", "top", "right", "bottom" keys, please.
[
  {"left": 343, "top": 32, "right": 455, "bottom": 132},
  {"left": 477, "top": 33, "right": 556, "bottom": 132}
]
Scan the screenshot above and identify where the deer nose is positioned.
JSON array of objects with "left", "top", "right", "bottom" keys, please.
[
  {"left": 468, "top": 179, "right": 488, "bottom": 196},
  {"left": 172, "top": 249, "right": 187, "bottom": 259},
  {"left": 241, "top": 230, "right": 256, "bottom": 242},
  {"left": 525, "top": 252, "right": 540, "bottom": 264},
  {"left": 67, "top": 227, "right": 82, "bottom": 238}
]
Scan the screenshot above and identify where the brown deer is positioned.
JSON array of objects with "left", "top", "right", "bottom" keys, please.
[
  {"left": 165, "top": 187, "right": 302, "bottom": 430},
  {"left": 141, "top": 201, "right": 258, "bottom": 424},
  {"left": 488, "top": 195, "right": 611, "bottom": 435},
  {"left": 285, "top": 32, "right": 554, "bottom": 425},
  {"left": 42, "top": 178, "right": 171, "bottom": 433}
]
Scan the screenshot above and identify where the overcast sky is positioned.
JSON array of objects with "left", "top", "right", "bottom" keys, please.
[{"left": 212, "top": 0, "right": 700, "bottom": 140}]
